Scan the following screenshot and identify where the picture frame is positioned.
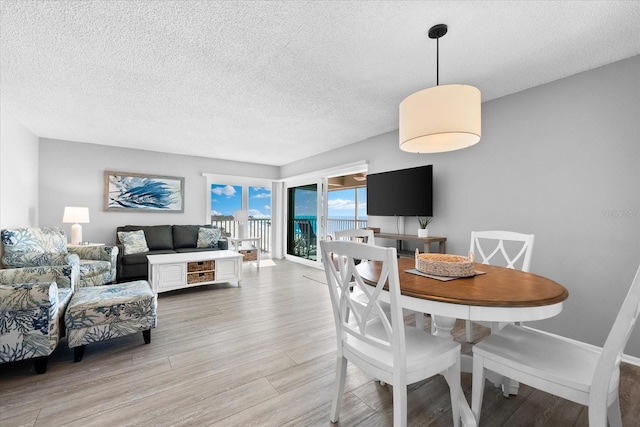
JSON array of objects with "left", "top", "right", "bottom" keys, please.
[{"left": 104, "top": 171, "right": 185, "bottom": 212}]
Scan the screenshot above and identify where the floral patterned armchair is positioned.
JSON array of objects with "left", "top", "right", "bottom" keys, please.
[
  {"left": 67, "top": 245, "right": 119, "bottom": 287},
  {"left": 0, "top": 263, "right": 78, "bottom": 373},
  {"left": 1, "top": 227, "right": 118, "bottom": 287}
]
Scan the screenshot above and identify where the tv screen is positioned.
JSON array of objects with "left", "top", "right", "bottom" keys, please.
[{"left": 366, "top": 165, "right": 433, "bottom": 216}]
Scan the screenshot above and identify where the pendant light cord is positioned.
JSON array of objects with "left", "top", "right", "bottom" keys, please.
[
  {"left": 436, "top": 36, "right": 439, "bottom": 86},
  {"left": 428, "top": 23, "right": 447, "bottom": 87}
]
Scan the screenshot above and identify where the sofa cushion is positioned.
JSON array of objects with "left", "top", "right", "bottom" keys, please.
[
  {"left": 117, "top": 230, "right": 150, "bottom": 255},
  {"left": 173, "top": 225, "right": 214, "bottom": 249},
  {"left": 197, "top": 227, "right": 221, "bottom": 249},
  {"left": 118, "top": 225, "right": 173, "bottom": 250}
]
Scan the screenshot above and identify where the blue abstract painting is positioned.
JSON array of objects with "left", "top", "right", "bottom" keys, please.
[{"left": 105, "top": 172, "right": 184, "bottom": 212}]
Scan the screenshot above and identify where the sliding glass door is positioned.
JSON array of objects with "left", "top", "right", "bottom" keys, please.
[
  {"left": 287, "top": 183, "right": 320, "bottom": 261},
  {"left": 283, "top": 162, "right": 368, "bottom": 266}
]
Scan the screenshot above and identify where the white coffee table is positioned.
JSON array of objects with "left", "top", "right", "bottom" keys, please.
[{"left": 147, "top": 250, "right": 243, "bottom": 294}]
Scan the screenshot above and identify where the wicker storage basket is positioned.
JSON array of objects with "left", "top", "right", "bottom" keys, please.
[
  {"left": 187, "top": 260, "right": 214, "bottom": 272},
  {"left": 187, "top": 271, "right": 214, "bottom": 284},
  {"left": 415, "top": 251, "right": 475, "bottom": 277},
  {"left": 239, "top": 249, "right": 258, "bottom": 261}
]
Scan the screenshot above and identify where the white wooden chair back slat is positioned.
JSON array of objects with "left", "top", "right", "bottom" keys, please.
[
  {"left": 334, "top": 228, "right": 376, "bottom": 245},
  {"left": 465, "top": 230, "right": 536, "bottom": 342},
  {"left": 470, "top": 230, "right": 535, "bottom": 272}
]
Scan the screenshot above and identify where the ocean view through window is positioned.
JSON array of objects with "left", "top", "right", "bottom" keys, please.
[{"left": 210, "top": 183, "right": 272, "bottom": 253}]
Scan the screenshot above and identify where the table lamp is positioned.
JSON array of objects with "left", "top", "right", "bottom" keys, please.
[
  {"left": 63, "top": 206, "right": 90, "bottom": 245},
  {"left": 233, "top": 209, "right": 248, "bottom": 239}
]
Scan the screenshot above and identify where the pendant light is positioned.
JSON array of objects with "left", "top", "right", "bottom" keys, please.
[{"left": 399, "top": 24, "right": 481, "bottom": 153}]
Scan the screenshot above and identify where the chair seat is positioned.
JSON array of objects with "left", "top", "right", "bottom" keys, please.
[
  {"left": 346, "top": 320, "right": 460, "bottom": 381},
  {"left": 474, "top": 324, "right": 616, "bottom": 398}
]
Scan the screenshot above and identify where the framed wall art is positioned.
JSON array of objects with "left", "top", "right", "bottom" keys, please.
[{"left": 104, "top": 171, "right": 185, "bottom": 212}]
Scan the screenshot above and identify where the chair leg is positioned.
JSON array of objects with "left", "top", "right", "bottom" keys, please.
[
  {"left": 34, "top": 356, "right": 48, "bottom": 374},
  {"left": 442, "top": 360, "right": 461, "bottom": 427},
  {"left": 471, "top": 354, "right": 486, "bottom": 423},
  {"left": 74, "top": 345, "right": 85, "bottom": 362},
  {"left": 329, "top": 356, "right": 347, "bottom": 423},
  {"left": 606, "top": 394, "right": 623, "bottom": 427},
  {"left": 392, "top": 379, "right": 408, "bottom": 427},
  {"left": 143, "top": 329, "right": 151, "bottom": 344}
]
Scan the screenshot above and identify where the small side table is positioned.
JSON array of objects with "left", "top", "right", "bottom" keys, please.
[
  {"left": 227, "top": 237, "right": 261, "bottom": 269},
  {"left": 67, "top": 243, "right": 105, "bottom": 248}
]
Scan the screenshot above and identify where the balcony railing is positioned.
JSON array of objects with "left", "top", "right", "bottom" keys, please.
[
  {"left": 210, "top": 217, "right": 368, "bottom": 256},
  {"left": 326, "top": 218, "right": 368, "bottom": 236},
  {"left": 211, "top": 217, "right": 271, "bottom": 253}
]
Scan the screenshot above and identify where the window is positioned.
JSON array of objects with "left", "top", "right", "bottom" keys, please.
[
  {"left": 326, "top": 186, "right": 367, "bottom": 236},
  {"left": 210, "top": 184, "right": 242, "bottom": 237}
]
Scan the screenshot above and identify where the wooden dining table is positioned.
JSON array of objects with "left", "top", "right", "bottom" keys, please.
[
  {"left": 354, "top": 257, "right": 569, "bottom": 426},
  {"left": 357, "top": 257, "right": 569, "bottom": 342},
  {"left": 356, "top": 257, "right": 569, "bottom": 425}
]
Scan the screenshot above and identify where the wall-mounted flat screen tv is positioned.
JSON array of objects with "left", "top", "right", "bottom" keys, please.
[{"left": 366, "top": 165, "right": 433, "bottom": 217}]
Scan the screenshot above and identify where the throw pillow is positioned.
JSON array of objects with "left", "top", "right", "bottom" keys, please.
[
  {"left": 197, "top": 227, "right": 221, "bottom": 249},
  {"left": 117, "top": 230, "right": 150, "bottom": 255}
]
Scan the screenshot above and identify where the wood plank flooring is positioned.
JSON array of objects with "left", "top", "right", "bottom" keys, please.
[{"left": 2, "top": 259, "right": 639, "bottom": 426}]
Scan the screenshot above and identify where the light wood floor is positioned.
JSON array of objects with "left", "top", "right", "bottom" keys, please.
[{"left": 1, "top": 259, "right": 639, "bottom": 426}]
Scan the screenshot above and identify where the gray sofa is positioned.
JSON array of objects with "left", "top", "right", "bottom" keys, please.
[{"left": 116, "top": 225, "right": 228, "bottom": 282}]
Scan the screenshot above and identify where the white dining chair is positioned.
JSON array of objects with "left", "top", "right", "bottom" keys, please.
[
  {"left": 465, "top": 230, "right": 535, "bottom": 342},
  {"left": 472, "top": 263, "right": 640, "bottom": 426},
  {"left": 334, "top": 228, "right": 375, "bottom": 245},
  {"left": 320, "top": 240, "right": 462, "bottom": 427},
  {"left": 336, "top": 228, "right": 427, "bottom": 331}
]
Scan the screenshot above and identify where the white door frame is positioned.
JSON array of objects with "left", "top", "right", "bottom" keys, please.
[{"left": 279, "top": 161, "right": 368, "bottom": 268}]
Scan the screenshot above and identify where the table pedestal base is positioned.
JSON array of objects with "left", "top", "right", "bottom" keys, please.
[{"left": 432, "top": 314, "right": 520, "bottom": 398}]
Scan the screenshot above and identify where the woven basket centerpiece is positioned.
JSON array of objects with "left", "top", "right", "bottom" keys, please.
[{"left": 415, "top": 250, "right": 475, "bottom": 277}]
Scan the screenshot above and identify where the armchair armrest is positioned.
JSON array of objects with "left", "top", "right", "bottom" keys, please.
[
  {"left": 0, "top": 282, "right": 58, "bottom": 311},
  {"left": 2, "top": 252, "right": 79, "bottom": 268},
  {"left": 0, "top": 261, "right": 79, "bottom": 292},
  {"left": 218, "top": 239, "right": 228, "bottom": 250},
  {"left": 67, "top": 245, "right": 119, "bottom": 262},
  {"left": 0, "top": 282, "right": 62, "bottom": 367},
  {"left": 67, "top": 246, "right": 119, "bottom": 287}
]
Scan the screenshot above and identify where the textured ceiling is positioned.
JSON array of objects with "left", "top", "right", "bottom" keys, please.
[{"left": 1, "top": 1, "right": 639, "bottom": 166}]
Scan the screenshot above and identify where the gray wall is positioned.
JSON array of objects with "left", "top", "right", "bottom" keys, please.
[
  {"left": 38, "top": 139, "right": 279, "bottom": 245},
  {"left": 0, "top": 107, "right": 39, "bottom": 229},
  {"left": 282, "top": 55, "right": 640, "bottom": 356}
]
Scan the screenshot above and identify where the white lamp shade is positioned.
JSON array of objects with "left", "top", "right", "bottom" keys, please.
[
  {"left": 399, "top": 84, "right": 481, "bottom": 153},
  {"left": 233, "top": 210, "right": 249, "bottom": 239},
  {"left": 63, "top": 206, "right": 90, "bottom": 223},
  {"left": 233, "top": 210, "right": 249, "bottom": 223}
]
